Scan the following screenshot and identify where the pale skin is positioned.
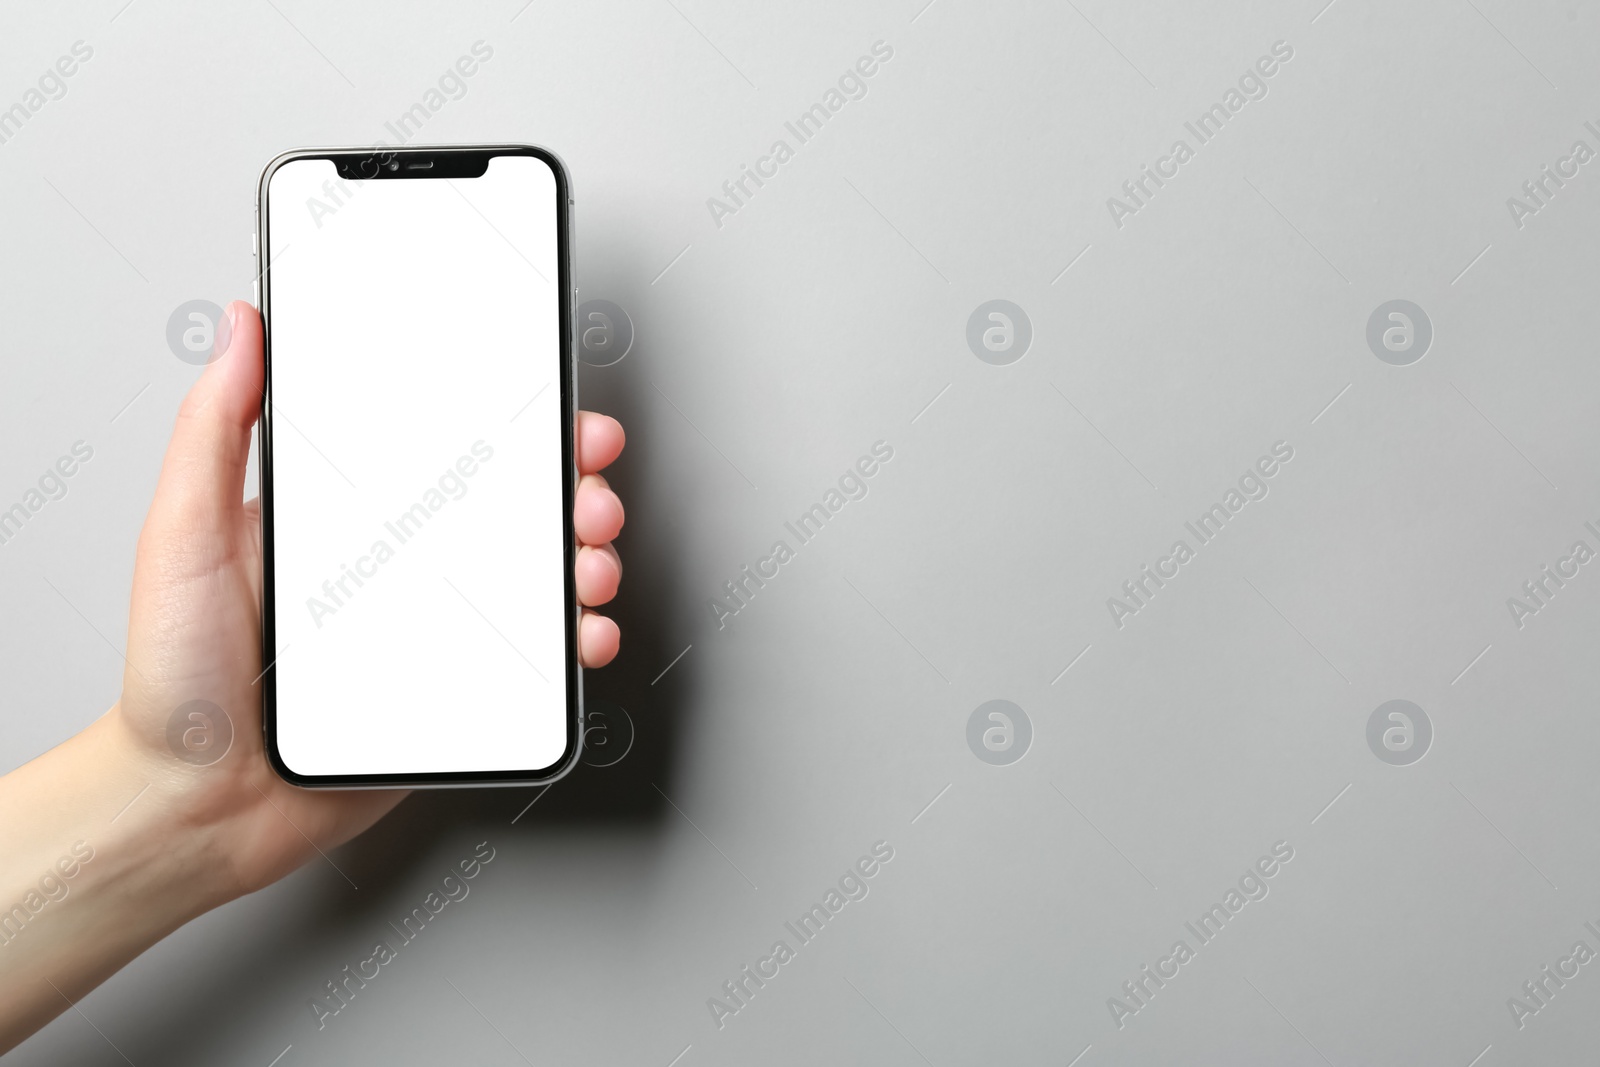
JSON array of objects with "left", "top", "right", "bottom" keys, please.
[{"left": 0, "top": 302, "right": 625, "bottom": 1052}]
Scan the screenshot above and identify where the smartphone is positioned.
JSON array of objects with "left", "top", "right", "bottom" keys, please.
[{"left": 256, "top": 144, "right": 579, "bottom": 787}]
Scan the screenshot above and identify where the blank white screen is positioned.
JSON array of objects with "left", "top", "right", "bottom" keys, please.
[{"left": 266, "top": 155, "right": 569, "bottom": 779}]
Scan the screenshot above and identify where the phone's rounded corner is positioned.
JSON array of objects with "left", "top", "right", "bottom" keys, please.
[
  {"left": 258, "top": 148, "right": 318, "bottom": 208},
  {"left": 494, "top": 144, "right": 572, "bottom": 199},
  {"left": 263, "top": 731, "right": 323, "bottom": 789},
  {"left": 521, "top": 724, "right": 583, "bottom": 788}
]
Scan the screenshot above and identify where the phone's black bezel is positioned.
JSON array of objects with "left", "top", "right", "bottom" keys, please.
[{"left": 256, "top": 144, "right": 582, "bottom": 789}]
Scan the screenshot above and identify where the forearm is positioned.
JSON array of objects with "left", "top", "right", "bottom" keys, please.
[{"left": 0, "top": 710, "right": 235, "bottom": 1053}]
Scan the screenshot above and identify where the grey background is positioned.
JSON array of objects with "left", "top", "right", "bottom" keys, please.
[{"left": 1, "top": 0, "right": 1595, "bottom": 1063}]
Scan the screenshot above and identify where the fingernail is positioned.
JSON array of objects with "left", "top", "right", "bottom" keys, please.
[{"left": 212, "top": 303, "right": 237, "bottom": 362}]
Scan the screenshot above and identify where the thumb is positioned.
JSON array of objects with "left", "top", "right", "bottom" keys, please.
[{"left": 143, "top": 301, "right": 263, "bottom": 550}]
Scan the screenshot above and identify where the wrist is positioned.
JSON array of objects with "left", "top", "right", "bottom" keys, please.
[
  {"left": 86, "top": 709, "right": 249, "bottom": 916},
  {"left": 0, "top": 711, "right": 242, "bottom": 1049}
]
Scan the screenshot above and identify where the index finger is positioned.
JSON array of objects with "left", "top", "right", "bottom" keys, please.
[{"left": 576, "top": 411, "right": 625, "bottom": 475}]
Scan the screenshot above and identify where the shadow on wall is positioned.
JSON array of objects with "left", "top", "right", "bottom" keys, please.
[
  {"left": 347, "top": 297, "right": 692, "bottom": 855},
  {"left": 346, "top": 273, "right": 696, "bottom": 856}
]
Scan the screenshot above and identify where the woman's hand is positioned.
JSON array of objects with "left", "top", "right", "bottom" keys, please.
[{"left": 0, "top": 300, "right": 624, "bottom": 1053}]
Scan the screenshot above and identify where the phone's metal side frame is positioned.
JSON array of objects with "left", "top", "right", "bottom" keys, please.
[{"left": 255, "top": 143, "right": 583, "bottom": 789}]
